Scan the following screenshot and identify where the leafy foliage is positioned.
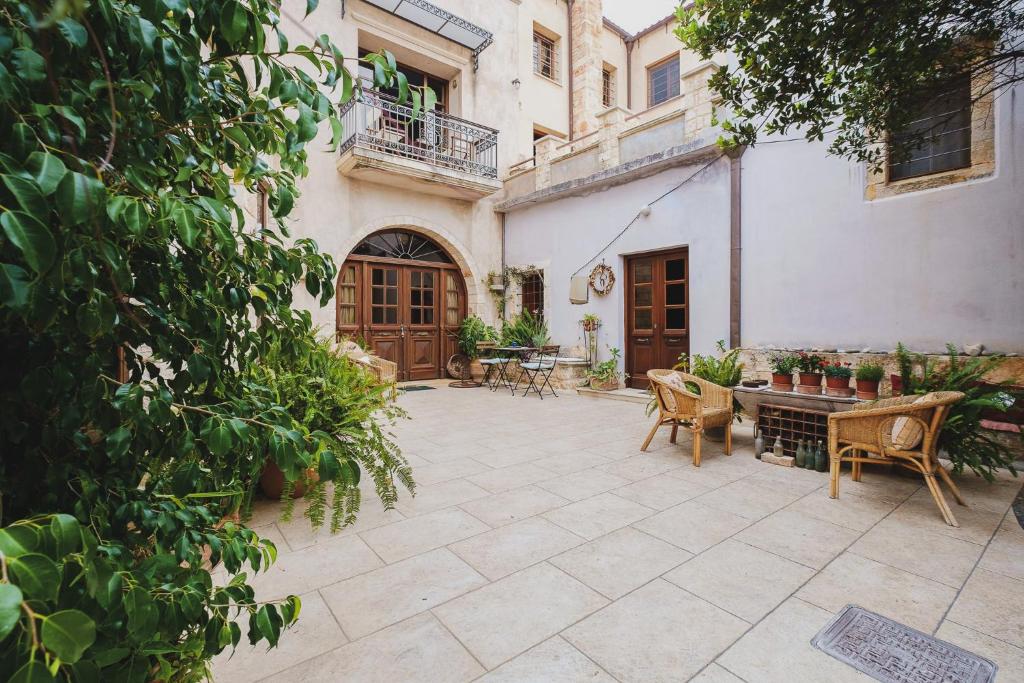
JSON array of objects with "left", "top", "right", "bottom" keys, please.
[
  {"left": 500, "top": 310, "right": 549, "bottom": 348},
  {"left": 676, "top": 0, "right": 1022, "bottom": 164},
  {"left": 0, "top": 0, "right": 422, "bottom": 678},
  {"left": 457, "top": 315, "right": 496, "bottom": 359},
  {"left": 768, "top": 353, "right": 799, "bottom": 375},
  {"left": 674, "top": 340, "right": 744, "bottom": 421},
  {"left": 588, "top": 347, "right": 623, "bottom": 384},
  {"left": 903, "top": 345, "right": 1021, "bottom": 481},
  {"left": 855, "top": 362, "right": 884, "bottom": 382},
  {"left": 823, "top": 362, "right": 853, "bottom": 380}
]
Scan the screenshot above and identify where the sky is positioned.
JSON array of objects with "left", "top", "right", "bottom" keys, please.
[{"left": 602, "top": 0, "right": 679, "bottom": 34}]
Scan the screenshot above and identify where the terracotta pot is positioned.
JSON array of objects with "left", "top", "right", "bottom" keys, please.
[
  {"left": 260, "top": 462, "right": 319, "bottom": 500},
  {"left": 855, "top": 379, "right": 880, "bottom": 400},
  {"left": 798, "top": 372, "right": 823, "bottom": 387},
  {"left": 796, "top": 384, "right": 823, "bottom": 395},
  {"left": 825, "top": 376, "right": 850, "bottom": 390},
  {"left": 590, "top": 377, "right": 619, "bottom": 391},
  {"left": 771, "top": 382, "right": 794, "bottom": 393},
  {"left": 890, "top": 374, "right": 903, "bottom": 396},
  {"left": 771, "top": 372, "right": 793, "bottom": 386},
  {"left": 825, "top": 387, "right": 855, "bottom": 398},
  {"left": 470, "top": 358, "right": 485, "bottom": 383}
]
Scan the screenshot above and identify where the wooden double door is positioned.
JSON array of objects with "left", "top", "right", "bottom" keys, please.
[
  {"left": 336, "top": 257, "right": 465, "bottom": 381},
  {"left": 625, "top": 248, "right": 690, "bottom": 389}
]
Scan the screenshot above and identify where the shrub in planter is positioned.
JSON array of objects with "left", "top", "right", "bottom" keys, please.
[
  {"left": 855, "top": 362, "right": 884, "bottom": 399},
  {"left": 769, "top": 353, "right": 799, "bottom": 390},
  {"left": 796, "top": 352, "right": 826, "bottom": 393},
  {"left": 589, "top": 348, "right": 624, "bottom": 391},
  {"left": 823, "top": 362, "right": 854, "bottom": 396},
  {"left": 457, "top": 315, "right": 497, "bottom": 381},
  {"left": 674, "top": 341, "right": 746, "bottom": 436},
  {"left": 501, "top": 310, "right": 549, "bottom": 348}
]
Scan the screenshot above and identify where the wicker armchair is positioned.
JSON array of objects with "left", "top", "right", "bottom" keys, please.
[
  {"left": 827, "top": 391, "right": 965, "bottom": 526},
  {"left": 335, "top": 340, "right": 398, "bottom": 400},
  {"left": 641, "top": 369, "right": 735, "bottom": 466}
]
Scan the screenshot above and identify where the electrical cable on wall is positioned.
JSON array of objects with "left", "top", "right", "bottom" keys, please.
[{"left": 570, "top": 153, "right": 726, "bottom": 279}]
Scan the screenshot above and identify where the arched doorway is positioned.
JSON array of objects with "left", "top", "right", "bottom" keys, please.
[{"left": 337, "top": 229, "right": 467, "bottom": 381}]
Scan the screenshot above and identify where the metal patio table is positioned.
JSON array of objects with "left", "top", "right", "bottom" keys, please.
[{"left": 491, "top": 346, "right": 536, "bottom": 394}]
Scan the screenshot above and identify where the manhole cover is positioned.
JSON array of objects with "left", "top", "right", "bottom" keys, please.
[{"left": 812, "top": 605, "right": 996, "bottom": 683}]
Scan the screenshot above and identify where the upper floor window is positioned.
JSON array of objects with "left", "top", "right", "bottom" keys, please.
[
  {"left": 521, "top": 272, "right": 544, "bottom": 320},
  {"left": 888, "top": 76, "right": 972, "bottom": 181},
  {"left": 533, "top": 32, "right": 558, "bottom": 82},
  {"left": 647, "top": 55, "right": 680, "bottom": 107},
  {"left": 602, "top": 68, "right": 615, "bottom": 108},
  {"left": 358, "top": 48, "right": 449, "bottom": 112}
]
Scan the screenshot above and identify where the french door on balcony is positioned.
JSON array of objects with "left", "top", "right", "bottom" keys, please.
[
  {"left": 625, "top": 248, "right": 690, "bottom": 389},
  {"left": 337, "top": 255, "right": 465, "bottom": 382}
]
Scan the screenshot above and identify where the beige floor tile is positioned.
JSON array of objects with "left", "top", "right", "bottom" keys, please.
[
  {"left": 979, "top": 525, "right": 1024, "bottom": 581},
  {"left": 797, "top": 553, "right": 958, "bottom": 633},
  {"left": 946, "top": 568, "right": 1024, "bottom": 648},
  {"left": 536, "top": 469, "right": 633, "bottom": 501},
  {"left": 531, "top": 451, "right": 613, "bottom": 476},
  {"left": 264, "top": 612, "right": 483, "bottom": 683},
  {"left": 694, "top": 479, "right": 803, "bottom": 521},
  {"left": 887, "top": 491, "right": 1006, "bottom": 546},
  {"left": 434, "top": 563, "right": 608, "bottom": 669},
  {"left": 612, "top": 472, "right": 711, "bottom": 510},
  {"left": 319, "top": 548, "right": 487, "bottom": 639},
  {"left": 274, "top": 497, "right": 406, "bottom": 550},
  {"left": 550, "top": 527, "right": 692, "bottom": 599},
  {"left": 838, "top": 469, "right": 922, "bottom": 503},
  {"left": 459, "top": 484, "right": 570, "bottom": 527},
  {"left": 471, "top": 447, "right": 548, "bottom": 469},
  {"left": 477, "top": 636, "right": 615, "bottom": 683},
  {"left": 745, "top": 467, "right": 829, "bottom": 495},
  {"left": 543, "top": 493, "right": 655, "bottom": 540},
  {"left": 450, "top": 517, "right": 584, "bottom": 580},
  {"left": 564, "top": 579, "right": 749, "bottom": 683},
  {"left": 395, "top": 478, "right": 492, "bottom": 516},
  {"left": 412, "top": 458, "right": 493, "bottom": 486},
  {"left": 666, "top": 465, "right": 749, "bottom": 490},
  {"left": 634, "top": 500, "right": 751, "bottom": 554},
  {"left": 360, "top": 508, "right": 490, "bottom": 563},
  {"left": 786, "top": 488, "right": 897, "bottom": 531},
  {"left": 689, "top": 663, "right": 745, "bottom": 682},
  {"left": 849, "top": 518, "right": 983, "bottom": 587},
  {"left": 664, "top": 539, "right": 815, "bottom": 622},
  {"left": 718, "top": 597, "right": 873, "bottom": 682},
  {"left": 246, "top": 533, "right": 383, "bottom": 600},
  {"left": 735, "top": 509, "right": 859, "bottom": 569},
  {"left": 211, "top": 590, "right": 347, "bottom": 683},
  {"left": 599, "top": 454, "right": 684, "bottom": 482},
  {"left": 467, "top": 462, "right": 558, "bottom": 493},
  {"left": 935, "top": 620, "right": 1024, "bottom": 681}
]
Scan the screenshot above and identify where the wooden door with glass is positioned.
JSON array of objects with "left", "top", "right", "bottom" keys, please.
[{"left": 625, "top": 249, "right": 689, "bottom": 389}]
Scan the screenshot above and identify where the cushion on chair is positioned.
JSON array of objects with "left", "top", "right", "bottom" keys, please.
[
  {"left": 521, "top": 361, "right": 554, "bottom": 370},
  {"left": 658, "top": 373, "right": 689, "bottom": 412},
  {"left": 479, "top": 358, "right": 507, "bottom": 365},
  {"left": 890, "top": 395, "right": 930, "bottom": 450}
]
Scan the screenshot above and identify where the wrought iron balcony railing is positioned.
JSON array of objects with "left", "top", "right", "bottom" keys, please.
[{"left": 339, "top": 91, "right": 498, "bottom": 180}]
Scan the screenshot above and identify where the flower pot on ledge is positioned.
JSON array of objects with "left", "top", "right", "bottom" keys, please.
[
  {"left": 890, "top": 374, "right": 903, "bottom": 396},
  {"left": 797, "top": 372, "right": 823, "bottom": 394},
  {"left": 856, "top": 379, "right": 880, "bottom": 400},
  {"left": 771, "top": 373, "right": 794, "bottom": 392},
  {"left": 590, "top": 377, "right": 619, "bottom": 392}
]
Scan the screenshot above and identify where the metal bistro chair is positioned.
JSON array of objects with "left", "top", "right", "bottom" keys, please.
[
  {"left": 476, "top": 340, "right": 508, "bottom": 391},
  {"left": 515, "top": 345, "right": 560, "bottom": 398}
]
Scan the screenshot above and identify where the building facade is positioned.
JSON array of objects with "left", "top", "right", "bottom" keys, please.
[{"left": 282, "top": 0, "right": 1024, "bottom": 385}]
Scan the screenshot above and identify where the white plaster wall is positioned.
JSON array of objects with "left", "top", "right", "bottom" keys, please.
[
  {"left": 504, "top": 158, "right": 733, "bottom": 368},
  {"left": 741, "top": 85, "right": 1024, "bottom": 354},
  {"left": 600, "top": 24, "right": 628, "bottom": 109},
  {"left": 518, "top": 0, "right": 572, "bottom": 147}
]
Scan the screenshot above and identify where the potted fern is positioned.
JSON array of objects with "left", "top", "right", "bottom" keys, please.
[
  {"left": 675, "top": 341, "right": 745, "bottom": 439},
  {"left": 457, "top": 315, "right": 495, "bottom": 382}
]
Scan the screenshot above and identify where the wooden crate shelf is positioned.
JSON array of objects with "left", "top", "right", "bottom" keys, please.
[{"left": 756, "top": 403, "right": 829, "bottom": 457}]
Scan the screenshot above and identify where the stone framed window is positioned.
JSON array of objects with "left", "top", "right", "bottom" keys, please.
[
  {"left": 521, "top": 272, "right": 544, "bottom": 320},
  {"left": 533, "top": 31, "right": 559, "bottom": 82},
  {"left": 866, "top": 69, "right": 995, "bottom": 199},
  {"left": 602, "top": 67, "right": 615, "bottom": 108},
  {"left": 647, "top": 55, "right": 680, "bottom": 107}
]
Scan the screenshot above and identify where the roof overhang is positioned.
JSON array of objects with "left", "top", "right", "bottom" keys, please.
[{"left": 348, "top": 0, "right": 494, "bottom": 70}]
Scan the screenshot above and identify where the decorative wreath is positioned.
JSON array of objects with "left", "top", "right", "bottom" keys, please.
[{"left": 588, "top": 263, "right": 616, "bottom": 296}]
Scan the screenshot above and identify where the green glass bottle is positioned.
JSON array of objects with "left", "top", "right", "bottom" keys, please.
[
  {"left": 814, "top": 440, "right": 828, "bottom": 472},
  {"left": 794, "top": 439, "right": 806, "bottom": 468}
]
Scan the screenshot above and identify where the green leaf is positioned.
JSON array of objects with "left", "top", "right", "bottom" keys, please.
[
  {"left": 2, "top": 175, "right": 48, "bottom": 218},
  {"left": 11, "top": 48, "right": 46, "bottom": 82},
  {"left": 0, "top": 263, "right": 31, "bottom": 308},
  {"left": 125, "top": 587, "right": 159, "bottom": 638},
  {"left": 1, "top": 211, "right": 56, "bottom": 273},
  {"left": 25, "top": 152, "right": 67, "bottom": 195},
  {"left": 7, "top": 660, "right": 54, "bottom": 683},
  {"left": 220, "top": 1, "right": 249, "bottom": 45},
  {"left": 129, "top": 17, "right": 158, "bottom": 57},
  {"left": 9, "top": 553, "right": 60, "bottom": 601},
  {"left": 296, "top": 102, "right": 318, "bottom": 143},
  {"left": 50, "top": 514, "right": 82, "bottom": 557},
  {"left": 172, "top": 204, "right": 199, "bottom": 247},
  {"left": 0, "top": 583, "right": 23, "bottom": 641},
  {"left": 395, "top": 71, "right": 409, "bottom": 105},
  {"left": 305, "top": 0, "right": 319, "bottom": 17},
  {"left": 41, "top": 610, "right": 96, "bottom": 664},
  {"left": 105, "top": 426, "right": 131, "bottom": 460},
  {"left": 0, "top": 524, "right": 40, "bottom": 557},
  {"left": 201, "top": 417, "right": 233, "bottom": 456},
  {"left": 57, "top": 18, "right": 89, "bottom": 47},
  {"left": 56, "top": 171, "right": 106, "bottom": 226}
]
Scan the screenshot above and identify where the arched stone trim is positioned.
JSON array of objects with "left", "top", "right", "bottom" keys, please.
[{"left": 339, "top": 216, "right": 486, "bottom": 315}]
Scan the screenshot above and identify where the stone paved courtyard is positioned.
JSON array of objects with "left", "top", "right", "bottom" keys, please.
[{"left": 213, "top": 383, "right": 1024, "bottom": 682}]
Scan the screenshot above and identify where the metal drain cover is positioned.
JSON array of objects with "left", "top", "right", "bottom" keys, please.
[{"left": 812, "top": 605, "right": 997, "bottom": 683}]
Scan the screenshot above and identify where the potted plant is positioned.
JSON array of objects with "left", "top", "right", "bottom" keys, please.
[
  {"left": 823, "top": 361, "right": 854, "bottom": 397},
  {"left": 769, "top": 353, "right": 799, "bottom": 392},
  {"left": 458, "top": 315, "right": 495, "bottom": 382},
  {"left": 796, "top": 352, "right": 825, "bottom": 393},
  {"left": 589, "top": 347, "right": 623, "bottom": 391},
  {"left": 855, "top": 362, "right": 883, "bottom": 399},
  {"left": 581, "top": 313, "right": 600, "bottom": 331}
]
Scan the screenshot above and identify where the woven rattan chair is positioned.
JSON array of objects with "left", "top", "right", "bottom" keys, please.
[
  {"left": 827, "top": 391, "right": 965, "bottom": 526},
  {"left": 641, "top": 369, "right": 734, "bottom": 466},
  {"left": 335, "top": 340, "right": 398, "bottom": 400}
]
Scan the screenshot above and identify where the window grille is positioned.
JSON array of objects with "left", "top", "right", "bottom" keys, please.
[
  {"left": 602, "top": 69, "right": 615, "bottom": 107},
  {"left": 647, "top": 57, "right": 680, "bottom": 107},
  {"left": 889, "top": 76, "right": 972, "bottom": 181},
  {"left": 521, "top": 272, "right": 544, "bottom": 320},
  {"left": 533, "top": 32, "right": 558, "bottom": 81}
]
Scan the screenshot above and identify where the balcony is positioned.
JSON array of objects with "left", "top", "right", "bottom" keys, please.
[{"left": 336, "top": 90, "right": 501, "bottom": 200}]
